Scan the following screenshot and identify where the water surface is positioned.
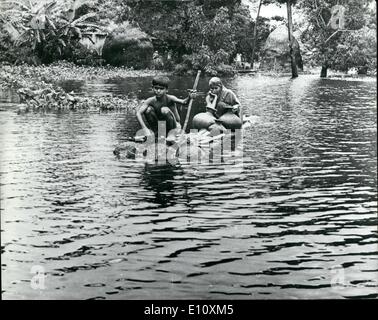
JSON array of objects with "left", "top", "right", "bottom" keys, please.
[{"left": 1, "top": 74, "right": 377, "bottom": 299}]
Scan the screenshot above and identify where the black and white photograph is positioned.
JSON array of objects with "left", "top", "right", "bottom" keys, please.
[{"left": 0, "top": 0, "right": 377, "bottom": 303}]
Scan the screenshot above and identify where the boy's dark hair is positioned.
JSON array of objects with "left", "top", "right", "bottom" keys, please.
[{"left": 152, "top": 76, "right": 170, "bottom": 88}]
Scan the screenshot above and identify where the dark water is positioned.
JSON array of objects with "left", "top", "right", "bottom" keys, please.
[{"left": 1, "top": 74, "right": 377, "bottom": 299}]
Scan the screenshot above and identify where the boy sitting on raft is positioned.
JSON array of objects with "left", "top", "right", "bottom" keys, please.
[
  {"left": 192, "top": 77, "right": 243, "bottom": 132},
  {"left": 136, "top": 76, "right": 196, "bottom": 140},
  {"left": 206, "top": 77, "right": 241, "bottom": 120}
]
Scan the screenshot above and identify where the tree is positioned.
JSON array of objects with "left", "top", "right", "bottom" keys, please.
[
  {"left": 251, "top": 0, "right": 263, "bottom": 68},
  {"left": 249, "top": 0, "right": 299, "bottom": 76},
  {"left": 230, "top": 3, "right": 273, "bottom": 65},
  {"left": 296, "top": 0, "right": 375, "bottom": 77},
  {"left": 180, "top": 6, "right": 238, "bottom": 74},
  {"left": 198, "top": 0, "right": 242, "bottom": 18},
  {"left": 119, "top": 0, "right": 249, "bottom": 73},
  {"left": 331, "top": 26, "right": 376, "bottom": 74},
  {"left": 274, "top": 0, "right": 298, "bottom": 77}
]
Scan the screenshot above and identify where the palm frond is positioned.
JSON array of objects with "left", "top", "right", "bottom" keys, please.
[
  {"left": 83, "top": 34, "right": 95, "bottom": 44},
  {"left": 3, "top": 21, "right": 21, "bottom": 40},
  {"left": 3, "top": 0, "right": 30, "bottom": 12},
  {"left": 35, "top": 28, "right": 41, "bottom": 42},
  {"left": 73, "top": 0, "right": 92, "bottom": 11},
  {"left": 58, "top": 38, "right": 66, "bottom": 47},
  {"left": 76, "top": 23, "right": 103, "bottom": 31},
  {"left": 40, "top": 30, "right": 46, "bottom": 41},
  {"left": 46, "top": 15, "right": 57, "bottom": 29},
  {"left": 31, "top": 1, "right": 45, "bottom": 14},
  {"left": 47, "top": 28, "right": 57, "bottom": 37},
  {"left": 71, "top": 12, "right": 96, "bottom": 26},
  {"left": 42, "top": 0, "right": 57, "bottom": 15},
  {"left": 1, "top": 9, "right": 29, "bottom": 19},
  {"left": 73, "top": 26, "right": 82, "bottom": 38},
  {"left": 16, "top": 28, "right": 31, "bottom": 46}
]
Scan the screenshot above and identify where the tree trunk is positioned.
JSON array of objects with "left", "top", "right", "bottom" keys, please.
[
  {"left": 320, "top": 63, "right": 328, "bottom": 78},
  {"left": 251, "top": 0, "right": 263, "bottom": 69},
  {"left": 286, "top": 0, "right": 298, "bottom": 78}
]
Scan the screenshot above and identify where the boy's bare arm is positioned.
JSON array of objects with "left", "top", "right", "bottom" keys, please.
[
  {"left": 168, "top": 91, "right": 197, "bottom": 105},
  {"left": 229, "top": 92, "right": 241, "bottom": 114},
  {"left": 136, "top": 98, "right": 153, "bottom": 131},
  {"left": 169, "top": 94, "right": 190, "bottom": 105}
]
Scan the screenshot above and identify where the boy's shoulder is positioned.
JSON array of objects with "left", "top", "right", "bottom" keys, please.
[
  {"left": 145, "top": 96, "right": 157, "bottom": 104},
  {"left": 166, "top": 94, "right": 180, "bottom": 105},
  {"left": 223, "top": 87, "right": 235, "bottom": 95},
  {"left": 223, "top": 87, "right": 238, "bottom": 99},
  {"left": 166, "top": 94, "right": 178, "bottom": 100},
  {"left": 145, "top": 94, "right": 175, "bottom": 106}
]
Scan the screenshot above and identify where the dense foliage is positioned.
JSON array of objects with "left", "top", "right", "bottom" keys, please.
[
  {"left": 119, "top": 0, "right": 260, "bottom": 75},
  {"left": 0, "top": 0, "right": 104, "bottom": 64},
  {"left": 101, "top": 21, "right": 154, "bottom": 69},
  {"left": 296, "top": 0, "right": 376, "bottom": 75},
  {"left": 0, "top": 0, "right": 376, "bottom": 76}
]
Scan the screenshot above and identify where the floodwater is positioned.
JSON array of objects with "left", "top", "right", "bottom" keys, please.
[{"left": 1, "top": 74, "right": 377, "bottom": 299}]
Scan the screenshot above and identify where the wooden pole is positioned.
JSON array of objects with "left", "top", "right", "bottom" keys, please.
[
  {"left": 287, "top": 0, "right": 298, "bottom": 78},
  {"left": 183, "top": 70, "right": 201, "bottom": 132},
  {"left": 251, "top": 0, "right": 263, "bottom": 69}
]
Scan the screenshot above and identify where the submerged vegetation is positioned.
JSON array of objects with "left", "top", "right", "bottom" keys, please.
[
  {"left": 0, "top": 62, "right": 142, "bottom": 113},
  {"left": 0, "top": 60, "right": 168, "bottom": 82}
]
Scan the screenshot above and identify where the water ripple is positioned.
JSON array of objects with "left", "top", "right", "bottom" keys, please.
[{"left": 1, "top": 75, "right": 377, "bottom": 299}]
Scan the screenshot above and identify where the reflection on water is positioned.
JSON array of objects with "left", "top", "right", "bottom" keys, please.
[
  {"left": 140, "top": 164, "right": 182, "bottom": 207},
  {"left": 1, "top": 75, "right": 377, "bottom": 299}
]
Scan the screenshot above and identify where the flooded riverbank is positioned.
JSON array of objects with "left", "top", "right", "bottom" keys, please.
[{"left": 1, "top": 74, "right": 377, "bottom": 299}]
